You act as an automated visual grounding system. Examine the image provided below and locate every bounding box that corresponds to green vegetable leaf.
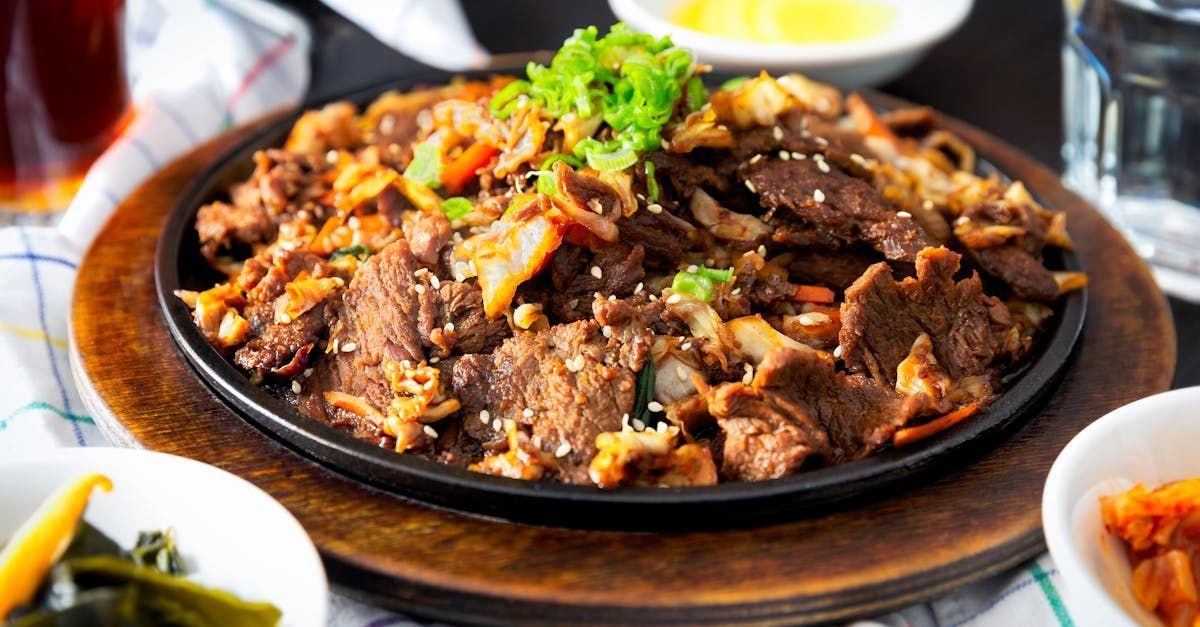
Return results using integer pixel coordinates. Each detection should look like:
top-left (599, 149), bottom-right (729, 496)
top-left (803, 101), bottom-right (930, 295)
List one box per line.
top-left (697, 266), bottom-right (734, 283)
top-left (644, 160), bottom-right (660, 203)
top-left (720, 75), bottom-right (750, 91)
top-left (585, 147), bottom-right (638, 172)
top-left (633, 361), bottom-right (656, 426)
top-left (330, 245), bottom-right (370, 261)
top-left (671, 271), bottom-right (714, 302)
top-left (403, 140), bottom-right (442, 188)
top-left (685, 76), bottom-right (709, 112)
top-left (439, 197), bottom-right (473, 221)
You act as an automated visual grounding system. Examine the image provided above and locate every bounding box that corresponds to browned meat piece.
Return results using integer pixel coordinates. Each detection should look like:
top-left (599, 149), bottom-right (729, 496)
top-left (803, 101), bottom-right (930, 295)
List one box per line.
top-left (787, 247), bottom-right (883, 290)
top-left (644, 151), bottom-right (727, 199)
top-left (839, 246), bottom-right (1019, 390)
top-left (241, 250), bottom-right (329, 333)
top-left (452, 314), bottom-right (652, 484)
top-left (196, 201), bottom-right (273, 260)
top-left (707, 382), bottom-right (831, 480)
top-left (747, 156), bottom-right (936, 262)
top-left (615, 209), bottom-right (698, 268)
top-left (323, 239), bottom-right (428, 410)
top-left (544, 243), bottom-right (646, 321)
top-left (970, 246), bottom-right (1059, 302)
top-left (401, 208), bottom-right (452, 268)
top-left (417, 280), bottom-right (510, 357)
top-left (729, 110), bottom-right (876, 166)
top-left (233, 305), bottom-right (326, 374)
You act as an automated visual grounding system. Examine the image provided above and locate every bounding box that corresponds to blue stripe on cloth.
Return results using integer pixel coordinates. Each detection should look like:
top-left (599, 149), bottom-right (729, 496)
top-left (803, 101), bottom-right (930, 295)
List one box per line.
top-left (127, 136), bottom-right (159, 169)
top-left (18, 228), bottom-right (85, 446)
top-left (0, 253), bottom-right (78, 270)
top-left (946, 569), bottom-right (1058, 627)
top-left (158, 100), bottom-right (199, 143)
top-left (0, 401), bottom-right (93, 432)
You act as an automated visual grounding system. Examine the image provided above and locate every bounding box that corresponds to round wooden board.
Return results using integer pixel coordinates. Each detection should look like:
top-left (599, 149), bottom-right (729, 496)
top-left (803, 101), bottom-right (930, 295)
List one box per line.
top-left (71, 98), bottom-right (1175, 625)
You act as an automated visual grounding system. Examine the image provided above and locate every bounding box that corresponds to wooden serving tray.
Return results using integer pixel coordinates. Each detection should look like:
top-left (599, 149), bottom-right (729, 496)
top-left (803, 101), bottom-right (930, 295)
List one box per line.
top-left (70, 96), bottom-right (1175, 625)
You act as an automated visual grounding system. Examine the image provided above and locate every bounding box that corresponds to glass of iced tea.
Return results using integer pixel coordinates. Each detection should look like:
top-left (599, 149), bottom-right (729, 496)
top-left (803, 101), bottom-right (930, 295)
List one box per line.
top-left (0, 0), bottom-right (130, 225)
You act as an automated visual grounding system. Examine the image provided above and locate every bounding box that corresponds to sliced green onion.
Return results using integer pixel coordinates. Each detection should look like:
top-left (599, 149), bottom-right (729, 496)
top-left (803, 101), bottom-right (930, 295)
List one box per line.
top-left (403, 140), bottom-right (441, 188)
top-left (586, 147), bottom-right (638, 172)
top-left (330, 245), bottom-right (370, 261)
top-left (671, 271), bottom-right (715, 302)
top-left (720, 75), bottom-right (750, 91)
top-left (534, 170), bottom-right (559, 196)
top-left (685, 76), bottom-right (709, 112)
top-left (487, 79), bottom-right (531, 119)
top-left (644, 160), bottom-right (659, 203)
top-left (440, 197), bottom-right (473, 220)
top-left (540, 153), bottom-right (583, 169)
top-left (697, 266), bottom-right (733, 283)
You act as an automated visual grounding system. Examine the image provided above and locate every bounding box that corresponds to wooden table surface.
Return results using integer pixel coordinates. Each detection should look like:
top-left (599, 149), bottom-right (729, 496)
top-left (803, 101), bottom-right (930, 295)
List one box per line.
top-left (281, 0), bottom-right (1198, 388)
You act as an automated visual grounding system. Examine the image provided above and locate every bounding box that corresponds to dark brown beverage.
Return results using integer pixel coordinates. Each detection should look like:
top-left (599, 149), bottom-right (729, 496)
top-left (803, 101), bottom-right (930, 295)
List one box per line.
top-left (0, 0), bottom-right (129, 213)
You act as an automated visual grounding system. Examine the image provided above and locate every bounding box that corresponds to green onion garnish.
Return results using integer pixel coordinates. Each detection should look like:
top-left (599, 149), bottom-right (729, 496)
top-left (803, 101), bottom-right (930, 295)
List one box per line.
top-left (330, 245), bottom-right (370, 261)
top-left (685, 76), bottom-right (709, 113)
top-left (644, 160), bottom-right (660, 203)
top-left (403, 140), bottom-right (441, 188)
top-left (671, 265), bottom-right (734, 302)
top-left (586, 147), bottom-right (638, 172)
top-left (720, 75), bottom-right (750, 91)
top-left (440, 197), bottom-right (473, 220)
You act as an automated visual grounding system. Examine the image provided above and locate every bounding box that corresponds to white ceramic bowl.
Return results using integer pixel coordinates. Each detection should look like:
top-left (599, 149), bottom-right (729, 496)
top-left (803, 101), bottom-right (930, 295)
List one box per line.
top-left (608, 0), bottom-right (973, 86)
top-left (1043, 387), bottom-right (1200, 627)
top-left (0, 447), bottom-right (328, 627)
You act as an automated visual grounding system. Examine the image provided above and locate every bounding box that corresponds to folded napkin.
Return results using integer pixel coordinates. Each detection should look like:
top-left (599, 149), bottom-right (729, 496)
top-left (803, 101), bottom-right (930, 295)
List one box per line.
top-left (0, 1), bottom-right (1075, 625)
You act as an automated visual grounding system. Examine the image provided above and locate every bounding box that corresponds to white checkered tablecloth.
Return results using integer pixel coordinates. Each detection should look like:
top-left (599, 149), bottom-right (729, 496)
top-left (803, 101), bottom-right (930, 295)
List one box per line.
top-left (0, 1), bottom-right (1075, 625)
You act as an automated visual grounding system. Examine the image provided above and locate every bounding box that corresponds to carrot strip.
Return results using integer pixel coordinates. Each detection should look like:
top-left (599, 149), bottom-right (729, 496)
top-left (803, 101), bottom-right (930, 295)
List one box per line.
top-left (846, 93), bottom-right (897, 141)
top-left (793, 284), bottom-right (836, 304)
top-left (441, 143), bottom-right (498, 195)
top-left (893, 403), bottom-right (981, 448)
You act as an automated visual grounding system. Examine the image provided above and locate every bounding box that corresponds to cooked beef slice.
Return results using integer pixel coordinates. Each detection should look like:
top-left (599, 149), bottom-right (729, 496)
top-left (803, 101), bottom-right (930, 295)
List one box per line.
top-left (452, 316), bottom-right (652, 484)
top-left (969, 246), bottom-right (1059, 302)
top-left (839, 246), bottom-right (1018, 389)
top-left (196, 201), bottom-right (274, 261)
top-left (787, 247), bottom-right (883, 290)
top-left (234, 304), bottom-right (327, 374)
top-left (543, 243), bottom-right (646, 322)
top-left (322, 239), bottom-right (428, 410)
top-left (880, 106), bottom-right (939, 138)
top-left (747, 156), bottom-right (936, 262)
top-left (418, 280), bottom-right (509, 357)
top-left (615, 209), bottom-right (699, 268)
top-left (955, 192), bottom-right (1061, 301)
top-left (240, 250), bottom-right (330, 333)
top-left (707, 382), bottom-right (832, 480)
top-left (644, 151), bottom-right (727, 199)
top-left (401, 208), bottom-right (452, 268)
top-left (729, 110), bottom-right (876, 170)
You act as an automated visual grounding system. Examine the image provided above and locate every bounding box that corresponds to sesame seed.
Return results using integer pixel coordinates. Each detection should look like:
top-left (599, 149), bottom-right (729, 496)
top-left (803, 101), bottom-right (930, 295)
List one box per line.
top-left (430, 275), bottom-right (441, 289)
top-left (687, 264), bottom-right (699, 273)
top-left (622, 413), bottom-right (631, 428)
top-left (833, 345), bottom-right (844, 359)
top-left (555, 442), bottom-right (571, 458)
top-left (792, 152), bottom-right (806, 160)
top-left (637, 193), bottom-right (646, 201)
top-left (897, 211), bottom-right (913, 219)
top-left (851, 153), bottom-right (867, 166)
top-left (813, 189), bottom-right (826, 203)
top-left (923, 200), bottom-right (935, 210)
top-left (817, 160), bottom-right (831, 173)
top-left (587, 198), bottom-right (604, 214)
top-left (744, 180), bottom-right (757, 193)
top-left (568, 298), bottom-right (580, 308)
top-left (414, 268), bottom-right (429, 277)
top-left (749, 153), bottom-right (764, 164)
top-left (649, 294), bottom-right (659, 301)
top-left (591, 265), bottom-right (603, 279)
top-left (523, 408), bottom-right (534, 418)
top-left (304, 368), bottom-right (314, 378)
top-left (677, 365), bottom-right (689, 381)
top-left (779, 150), bottom-right (790, 161)
top-left (634, 282), bottom-right (644, 295)
top-left (756, 245), bottom-right (767, 257)
top-left (657, 421), bottom-right (669, 434)
top-left (646, 203), bottom-right (663, 214)
top-left (647, 401), bottom-right (664, 412)
top-left (479, 410), bottom-right (490, 424)
top-left (742, 371), bottom-right (753, 385)
top-left (955, 216), bottom-right (971, 225)
top-left (815, 137), bottom-right (829, 147)
top-left (414, 284), bottom-right (426, 295)
top-left (680, 342), bottom-right (693, 351)
top-left (608, 294), bottom-right (616, 302)
top-left (661, 138), bottom-right (671, 150)
top-left (429, 356), bottom-right (440, 364)
top-left (445, 322), bottom-right (455, 332)
top-left (602, 325), bottom-right (613, 338)
top-left (665, 293), bottom-right (682, 305)
top-left (280, 313), bottom-right (292, 324)
top-left (632, 418), bottom-right (647, 431)
top-left (798, 312), bottom-right (831, 326)
top-left (492, 418), bottom-right (502, 431)
top-left (291, 380), bottom-right (302, 394)
top-left (341, 342), bottom-right (357, 352)
top-left (772, 126), bottom-right (783, 141)
top-left (326, 149), bottom-right (339, 164)
top-left (731, 287), bottom-right (742, 296)
top-left (423, 425), bottom-right (438, 438)
top-left (331, 338), bottom-right (339, 352)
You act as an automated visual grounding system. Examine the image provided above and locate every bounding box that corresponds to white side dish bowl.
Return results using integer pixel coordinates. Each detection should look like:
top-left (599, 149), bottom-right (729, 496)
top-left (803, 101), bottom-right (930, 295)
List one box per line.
top-left (608, 0), bottom-right (973, 86)
top-left (0, 447), bottom-right (328, 627)
top-left (1043, 386), bottom-right (1200, 627)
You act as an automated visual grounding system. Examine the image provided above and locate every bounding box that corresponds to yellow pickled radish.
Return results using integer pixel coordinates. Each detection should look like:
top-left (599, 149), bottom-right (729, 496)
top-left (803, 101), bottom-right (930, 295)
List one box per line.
top-left (0, 473), bottom-right (113, 617)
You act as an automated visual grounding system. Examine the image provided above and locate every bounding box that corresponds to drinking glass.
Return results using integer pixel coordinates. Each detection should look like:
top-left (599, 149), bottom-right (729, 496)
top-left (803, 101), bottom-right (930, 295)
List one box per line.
top-left (0, 0), bottom-right (130, 225)
top-left (1062, 0), bottom-right (1200, 297)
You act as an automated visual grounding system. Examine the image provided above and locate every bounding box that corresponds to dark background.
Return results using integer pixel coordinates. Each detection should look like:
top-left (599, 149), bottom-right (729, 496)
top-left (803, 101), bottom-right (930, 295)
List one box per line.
top-left (287, 0), bottom-right (1197, 387)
